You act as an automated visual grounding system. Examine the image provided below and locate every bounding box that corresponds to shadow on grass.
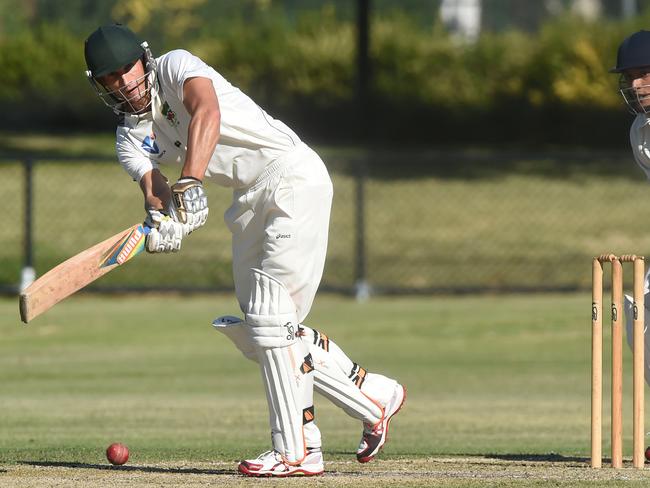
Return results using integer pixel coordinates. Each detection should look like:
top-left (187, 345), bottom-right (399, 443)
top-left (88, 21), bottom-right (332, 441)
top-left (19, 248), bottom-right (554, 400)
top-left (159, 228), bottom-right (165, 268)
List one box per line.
top-left (21, 461), bottom-right (234, 475)
top-left (328, 451), bottom-right (588, 464)
top-left (484, 453), bottom-right (588, 464)
top-left (20, 461), bottom-right (363, 477)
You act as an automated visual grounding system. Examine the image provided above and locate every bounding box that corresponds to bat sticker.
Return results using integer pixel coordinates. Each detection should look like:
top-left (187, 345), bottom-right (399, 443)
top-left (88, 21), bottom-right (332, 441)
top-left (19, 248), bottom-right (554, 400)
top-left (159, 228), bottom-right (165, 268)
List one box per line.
top-left (100, 224), bottom-right (150, 267)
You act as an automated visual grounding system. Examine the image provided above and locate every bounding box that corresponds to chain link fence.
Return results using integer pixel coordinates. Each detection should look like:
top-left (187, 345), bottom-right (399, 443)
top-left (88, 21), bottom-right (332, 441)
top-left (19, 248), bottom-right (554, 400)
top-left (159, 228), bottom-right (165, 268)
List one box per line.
top-left (3, 148), bottom-right (650, 296)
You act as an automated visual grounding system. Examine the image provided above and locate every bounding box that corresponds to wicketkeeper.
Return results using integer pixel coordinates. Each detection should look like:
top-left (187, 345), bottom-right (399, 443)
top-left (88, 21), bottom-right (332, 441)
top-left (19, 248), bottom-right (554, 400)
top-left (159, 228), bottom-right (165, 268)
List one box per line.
top-left (612, 30), bottom-right (650, 385)
top-left (83, 24), bottom-right (405, 477)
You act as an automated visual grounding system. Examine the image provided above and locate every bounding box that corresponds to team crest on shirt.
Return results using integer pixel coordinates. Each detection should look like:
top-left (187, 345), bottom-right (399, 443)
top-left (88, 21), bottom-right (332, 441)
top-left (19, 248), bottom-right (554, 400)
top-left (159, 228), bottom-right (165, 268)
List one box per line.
top-left (162, 101), bottom-right (179, 127)
top-left (141, 133), bottom-right (160, 154)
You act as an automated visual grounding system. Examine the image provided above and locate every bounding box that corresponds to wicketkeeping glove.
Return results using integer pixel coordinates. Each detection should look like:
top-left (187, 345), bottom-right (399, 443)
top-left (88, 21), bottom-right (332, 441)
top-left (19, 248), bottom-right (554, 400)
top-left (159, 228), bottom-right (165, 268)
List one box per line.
top-left (170, 177), bottom-right (209, 235)
top-left (144, 209), bottom-right (183, 253)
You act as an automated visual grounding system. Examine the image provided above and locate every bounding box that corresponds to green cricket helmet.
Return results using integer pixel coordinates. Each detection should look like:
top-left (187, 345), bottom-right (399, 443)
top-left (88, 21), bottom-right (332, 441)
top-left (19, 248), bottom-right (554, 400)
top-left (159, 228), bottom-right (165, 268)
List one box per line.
top-left (84, 24), bottom-right (157, 115)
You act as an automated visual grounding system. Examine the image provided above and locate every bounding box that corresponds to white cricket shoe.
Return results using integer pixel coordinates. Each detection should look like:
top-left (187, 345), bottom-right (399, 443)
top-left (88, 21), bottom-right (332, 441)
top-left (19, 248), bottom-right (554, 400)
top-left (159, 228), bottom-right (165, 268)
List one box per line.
top-left (237, 448), bottom-right (324, 477)
top-left (356, 383), bottom-right (406, 463)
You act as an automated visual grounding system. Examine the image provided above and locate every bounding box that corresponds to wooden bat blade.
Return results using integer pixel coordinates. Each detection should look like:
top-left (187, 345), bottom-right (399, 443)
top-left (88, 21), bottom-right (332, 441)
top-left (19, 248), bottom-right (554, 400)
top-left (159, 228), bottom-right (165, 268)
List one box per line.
top-left (19, 224), bottom-right (149, 324)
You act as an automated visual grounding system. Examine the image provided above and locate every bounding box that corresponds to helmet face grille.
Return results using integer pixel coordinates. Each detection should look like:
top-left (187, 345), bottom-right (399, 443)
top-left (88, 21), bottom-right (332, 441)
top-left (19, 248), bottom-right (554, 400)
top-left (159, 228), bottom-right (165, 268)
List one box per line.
top-left (95, 69), bottom-right (151, 114)
top-left (619, 75), bottom-right (650, 114)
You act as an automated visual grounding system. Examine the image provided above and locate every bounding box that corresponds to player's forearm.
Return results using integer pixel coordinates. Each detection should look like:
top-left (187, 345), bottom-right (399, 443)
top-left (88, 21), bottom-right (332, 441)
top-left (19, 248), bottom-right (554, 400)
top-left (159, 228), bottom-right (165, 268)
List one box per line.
top-left (140, 169), bottom-right (172, 210)
top-left (144, 193), bottom-right (166, 211)
top-left (181, 106), bottom-right (220, 181)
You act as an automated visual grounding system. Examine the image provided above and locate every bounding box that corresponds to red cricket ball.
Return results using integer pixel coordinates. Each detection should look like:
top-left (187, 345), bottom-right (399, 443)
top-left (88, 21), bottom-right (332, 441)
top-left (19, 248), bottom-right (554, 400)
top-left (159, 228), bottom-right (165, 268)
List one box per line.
top-left (106, 442), bottom-right (129, 466)
top-left (645, 446), bottom-right (650, 463)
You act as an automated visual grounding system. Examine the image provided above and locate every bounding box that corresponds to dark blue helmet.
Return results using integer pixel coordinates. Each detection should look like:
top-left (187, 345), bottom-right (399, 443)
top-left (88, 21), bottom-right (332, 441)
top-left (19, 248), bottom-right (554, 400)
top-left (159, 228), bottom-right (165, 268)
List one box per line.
top-left (611, 30), bottom-right (650, 73)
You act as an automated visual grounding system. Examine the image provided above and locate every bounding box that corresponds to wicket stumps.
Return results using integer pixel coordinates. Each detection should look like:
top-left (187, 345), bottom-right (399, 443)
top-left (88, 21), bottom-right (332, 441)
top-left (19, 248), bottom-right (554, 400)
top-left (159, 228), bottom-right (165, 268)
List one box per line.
top-left (591, 254), bottom-right (645, 469)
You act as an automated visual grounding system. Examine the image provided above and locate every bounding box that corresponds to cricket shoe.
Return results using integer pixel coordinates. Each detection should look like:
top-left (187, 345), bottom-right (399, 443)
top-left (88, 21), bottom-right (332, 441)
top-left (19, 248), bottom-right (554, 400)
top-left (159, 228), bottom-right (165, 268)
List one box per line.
top-left (356, 383), bottom-right (406, 463)
top-left (237, 448), bottom-right (324, 477)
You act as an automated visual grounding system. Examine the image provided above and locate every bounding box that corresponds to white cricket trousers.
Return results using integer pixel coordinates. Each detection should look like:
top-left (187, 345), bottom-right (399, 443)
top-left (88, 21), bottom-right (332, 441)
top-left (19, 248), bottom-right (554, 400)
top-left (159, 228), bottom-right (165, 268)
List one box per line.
top-left (225, 143), bottom-right (333, 321)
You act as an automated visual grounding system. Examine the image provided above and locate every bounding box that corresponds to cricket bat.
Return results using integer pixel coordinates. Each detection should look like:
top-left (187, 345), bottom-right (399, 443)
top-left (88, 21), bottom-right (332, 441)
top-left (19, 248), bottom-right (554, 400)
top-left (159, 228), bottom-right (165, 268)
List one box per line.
top-left (19, 224), bottom-right (150, 323)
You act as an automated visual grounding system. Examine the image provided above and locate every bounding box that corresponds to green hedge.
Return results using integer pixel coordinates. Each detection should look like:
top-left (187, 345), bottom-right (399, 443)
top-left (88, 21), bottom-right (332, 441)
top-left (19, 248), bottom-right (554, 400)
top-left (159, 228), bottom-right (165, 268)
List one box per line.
top-left (0, 10), bottom-right (647, 145)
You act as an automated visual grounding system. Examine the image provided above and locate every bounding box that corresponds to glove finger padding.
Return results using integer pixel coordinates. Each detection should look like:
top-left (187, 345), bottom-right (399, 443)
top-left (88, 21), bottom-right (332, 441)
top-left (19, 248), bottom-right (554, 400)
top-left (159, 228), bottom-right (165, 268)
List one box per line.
top-left (144, 210), bottom-right (183, 253)
top-left (170, 177), bottom-right (209, 235)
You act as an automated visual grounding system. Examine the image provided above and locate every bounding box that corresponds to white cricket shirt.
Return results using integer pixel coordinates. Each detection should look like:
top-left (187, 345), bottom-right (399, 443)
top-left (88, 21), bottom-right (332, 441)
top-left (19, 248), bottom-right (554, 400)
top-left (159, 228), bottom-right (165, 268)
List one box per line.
top-left (630, 114), bottom-right (650, 179)
top-left (116, 49), bottom-right (301, 188)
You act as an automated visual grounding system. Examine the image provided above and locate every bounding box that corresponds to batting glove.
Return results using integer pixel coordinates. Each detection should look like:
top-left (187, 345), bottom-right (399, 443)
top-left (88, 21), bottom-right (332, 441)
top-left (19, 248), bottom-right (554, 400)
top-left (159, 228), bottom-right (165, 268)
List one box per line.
top-left (170, 177), bottom-right (209, 235)
top-left (144, 209), bottom-right (183, 253)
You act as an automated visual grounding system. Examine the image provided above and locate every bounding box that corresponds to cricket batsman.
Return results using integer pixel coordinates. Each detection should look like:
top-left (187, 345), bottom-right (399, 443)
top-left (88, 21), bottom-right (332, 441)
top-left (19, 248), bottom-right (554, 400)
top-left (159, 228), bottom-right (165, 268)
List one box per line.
top-left (612, 30), bottom-right (650, 385)
top-left (83, 24), bottom-right (405, 476)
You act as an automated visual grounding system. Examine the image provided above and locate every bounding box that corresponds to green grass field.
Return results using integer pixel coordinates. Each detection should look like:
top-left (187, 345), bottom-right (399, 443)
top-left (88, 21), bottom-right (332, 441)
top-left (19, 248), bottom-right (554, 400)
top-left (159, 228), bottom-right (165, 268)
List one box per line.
top-left (2, 292), bottom-right (650, 487)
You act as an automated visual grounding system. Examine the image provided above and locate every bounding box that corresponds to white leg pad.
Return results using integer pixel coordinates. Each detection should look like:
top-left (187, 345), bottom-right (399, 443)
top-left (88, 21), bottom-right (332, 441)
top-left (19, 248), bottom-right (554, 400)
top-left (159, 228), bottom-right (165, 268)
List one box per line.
top-left (624, 293), bottom-right (650, 385)
top-left (212, 313), bottom-right (393, 429)
top-left (302, 326), bottom-right (387, 425)
top-left (212, 316), bottom-right (257, 361)
top-left (360, 372), bottom-right (399, 409)
top-left (212, 315), bottom-right (322, 449)
top-left (257, 343), bottom-right (316, 462)
top-left (246, 268), bottom-right (299, 348)
top-left (245, 268), bottom-right (317, 464)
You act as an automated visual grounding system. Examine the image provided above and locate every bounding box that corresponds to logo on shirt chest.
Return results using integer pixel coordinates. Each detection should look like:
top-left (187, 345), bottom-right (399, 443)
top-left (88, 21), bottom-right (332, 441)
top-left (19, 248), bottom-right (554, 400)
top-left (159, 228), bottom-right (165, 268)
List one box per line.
top-left (162, 101), bottom-right (179, 127)
top-left (141, 133), bottom-right (160, 154)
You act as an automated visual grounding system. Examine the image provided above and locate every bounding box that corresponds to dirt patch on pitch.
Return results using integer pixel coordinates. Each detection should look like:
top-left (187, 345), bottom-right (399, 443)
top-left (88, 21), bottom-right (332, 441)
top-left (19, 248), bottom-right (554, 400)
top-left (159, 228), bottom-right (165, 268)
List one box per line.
top-left (3, 456), bottom-right (650, 487)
